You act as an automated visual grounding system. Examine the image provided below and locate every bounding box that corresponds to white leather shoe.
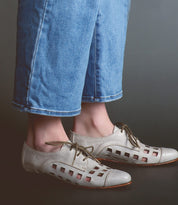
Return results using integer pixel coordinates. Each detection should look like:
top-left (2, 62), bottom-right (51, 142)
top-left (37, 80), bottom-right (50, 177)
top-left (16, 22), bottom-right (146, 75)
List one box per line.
top-left (22, 140), bottom-right (131, 189)
top-left (70, 122), bottom-right (178, 166)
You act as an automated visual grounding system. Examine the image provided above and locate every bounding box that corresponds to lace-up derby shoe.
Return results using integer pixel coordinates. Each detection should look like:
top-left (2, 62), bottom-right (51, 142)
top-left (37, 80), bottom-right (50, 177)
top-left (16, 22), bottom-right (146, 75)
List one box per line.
top-left (22, 140), bottom-right (131, 189)
top-left (70, 122), bottom-right (178, 166)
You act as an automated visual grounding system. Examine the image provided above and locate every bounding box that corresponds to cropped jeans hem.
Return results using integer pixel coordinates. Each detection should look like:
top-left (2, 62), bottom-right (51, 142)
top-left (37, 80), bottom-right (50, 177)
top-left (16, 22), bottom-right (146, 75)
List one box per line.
top-left (82, 90), bottom-right (123, 103)
top-left (11, 90), bottom-right (122, 117)
top-left (11, 100), bottom-right (81, 117)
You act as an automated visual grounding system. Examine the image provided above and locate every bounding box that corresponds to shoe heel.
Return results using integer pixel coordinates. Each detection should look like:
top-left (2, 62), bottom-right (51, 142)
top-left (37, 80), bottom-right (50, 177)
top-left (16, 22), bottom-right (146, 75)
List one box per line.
top-left (21, 142), bottom-right (40, 174)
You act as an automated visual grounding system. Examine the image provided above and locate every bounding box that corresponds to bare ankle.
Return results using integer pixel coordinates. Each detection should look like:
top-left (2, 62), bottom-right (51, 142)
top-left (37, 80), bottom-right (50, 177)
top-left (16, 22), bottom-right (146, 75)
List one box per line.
top-left (26, 113), bottom-right (69, 152)
top-left (73, 103), bottom-right (114, 137)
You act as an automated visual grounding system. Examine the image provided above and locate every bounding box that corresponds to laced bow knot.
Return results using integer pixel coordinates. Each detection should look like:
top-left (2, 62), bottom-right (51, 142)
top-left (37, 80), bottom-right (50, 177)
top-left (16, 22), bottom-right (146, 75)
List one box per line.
top-left (45, 141), bottom-right (100, 165)
top-left (115, 122), bottom-right (140, 148)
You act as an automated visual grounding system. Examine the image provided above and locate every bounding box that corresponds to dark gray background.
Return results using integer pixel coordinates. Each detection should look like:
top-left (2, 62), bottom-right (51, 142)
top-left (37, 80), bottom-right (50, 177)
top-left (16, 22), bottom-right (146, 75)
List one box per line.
top-left (1, 0), bottom-right (178, 205)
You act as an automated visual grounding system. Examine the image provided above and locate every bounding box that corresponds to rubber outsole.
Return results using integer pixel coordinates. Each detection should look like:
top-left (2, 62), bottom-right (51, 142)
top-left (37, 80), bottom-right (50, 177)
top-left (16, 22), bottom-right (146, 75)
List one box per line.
top-left (97, 157), bottom-right (178, 166)
top-left (78, 181), bottom-right (132, 189)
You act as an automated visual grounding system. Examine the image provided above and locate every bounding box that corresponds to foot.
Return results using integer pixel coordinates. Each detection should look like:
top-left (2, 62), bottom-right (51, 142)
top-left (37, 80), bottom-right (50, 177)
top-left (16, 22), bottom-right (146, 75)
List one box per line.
top-left (73, 102), bottom-right (114, 137)
top-left (70, 122), bottom-right (178, 166)
top-left (22, 140), bottom-right (132, 188)
top-left (26, 113), bottom-right (69, 152)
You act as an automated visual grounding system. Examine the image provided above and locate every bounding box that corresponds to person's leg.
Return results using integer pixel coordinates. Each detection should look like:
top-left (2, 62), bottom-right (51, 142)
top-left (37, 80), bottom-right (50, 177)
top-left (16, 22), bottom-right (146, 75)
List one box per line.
top-left (12, 0), bottom-right (132, 188)
top-left (12, 0), bottom-right (99, 153)
top-left (73, 0), bottom-right (131, 137)
top-left (71, 0), bottom-right (178, 165)
top-left (26, 113), bottom-right (68, 152)
top-left (12, 0), bottom-right (101, 151)
top-left (12, 0), bottom-right (102, 117)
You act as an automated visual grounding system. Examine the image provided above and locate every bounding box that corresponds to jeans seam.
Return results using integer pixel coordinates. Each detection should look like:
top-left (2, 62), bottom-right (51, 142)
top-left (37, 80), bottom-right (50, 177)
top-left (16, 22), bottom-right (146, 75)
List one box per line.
top-left (94, 21), bottom-right (97, 98)
top-left (11, 100), bottom-right (81, 113)
top-left (82, 90), bottom-right (123, 99)
top-left (26, 0), bottom-right (49, 106)
top-left (94, 6), bottom-right (101, 99)
top-left (82, 92), bottom-right (123, 103)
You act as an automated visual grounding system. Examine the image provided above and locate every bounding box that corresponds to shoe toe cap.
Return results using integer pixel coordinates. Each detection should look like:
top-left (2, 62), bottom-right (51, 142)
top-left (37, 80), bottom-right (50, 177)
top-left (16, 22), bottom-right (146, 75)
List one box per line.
top-left (105, 170), bottom-right (131, 187)
top-left (160, 148), bottom-right (178, 163)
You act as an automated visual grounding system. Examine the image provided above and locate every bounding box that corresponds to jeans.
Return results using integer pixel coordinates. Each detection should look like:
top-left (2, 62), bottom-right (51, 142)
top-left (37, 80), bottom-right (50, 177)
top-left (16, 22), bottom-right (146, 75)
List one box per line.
top-left (12, 0), bottom-right (131, 117)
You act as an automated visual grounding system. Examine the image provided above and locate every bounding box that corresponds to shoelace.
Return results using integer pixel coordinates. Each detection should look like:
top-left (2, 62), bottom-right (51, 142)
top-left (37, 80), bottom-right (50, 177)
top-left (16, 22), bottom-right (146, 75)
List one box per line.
top-left (115, 122), bottom-right (140, 148)
top-left (45, 141), bottom-right (101, 165)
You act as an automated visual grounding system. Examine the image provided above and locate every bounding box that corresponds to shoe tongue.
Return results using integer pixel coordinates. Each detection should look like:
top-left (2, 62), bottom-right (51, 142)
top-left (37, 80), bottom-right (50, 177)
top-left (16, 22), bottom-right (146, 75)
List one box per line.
top-left (112, 125), bottom-right (120, 133)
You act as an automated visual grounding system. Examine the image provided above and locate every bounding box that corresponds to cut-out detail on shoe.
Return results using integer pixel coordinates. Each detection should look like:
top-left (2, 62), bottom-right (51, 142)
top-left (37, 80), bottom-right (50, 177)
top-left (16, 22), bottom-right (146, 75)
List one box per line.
top-left (77, 173), bottom-right (82, 180)
top-left (102, 169), bottom-right (108, 172)
top-left (125, 152), bottom-right (130, 157)
top-left (97, 173), bottom-right (104, 177)
top-left (142, 157), bottom-right (148, 162)
top-left (116, 150), bottom-right (121, 155)
top-left (52, 164), bottom-right (57, 169)
top-left (89, 170), bottom-right (95, 174)
top-left (94, 166), bottom-right (99, 170)
top-left (145, 145), bottom-right (150, 148)
top-left (144, 149), bottom-right (150, 154)
top-left (152, 151), bottom-right (158, 156)
top-left (60, 167), bottom-right (65, 173)
top-left (107, 148), bottom-right (112, 152)
top-left (69, 170), bottom-right (74, 176)
top-left (133, 154), bottom-right (139, 160)
top-left (85, 176), bottom-right (91, 182)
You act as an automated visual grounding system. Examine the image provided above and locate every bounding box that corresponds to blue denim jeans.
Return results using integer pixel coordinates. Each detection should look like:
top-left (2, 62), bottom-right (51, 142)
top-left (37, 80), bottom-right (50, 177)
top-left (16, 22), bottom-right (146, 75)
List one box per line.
top-left (12, 0), bottom-right (131, 117)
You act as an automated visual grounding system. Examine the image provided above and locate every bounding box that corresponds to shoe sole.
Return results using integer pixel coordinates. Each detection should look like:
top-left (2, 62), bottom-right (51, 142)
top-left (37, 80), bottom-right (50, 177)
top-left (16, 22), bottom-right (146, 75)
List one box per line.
top-left (97, 157), bottom-right (178, 166)
top-left (79, 181), bottom-right (132, 189)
